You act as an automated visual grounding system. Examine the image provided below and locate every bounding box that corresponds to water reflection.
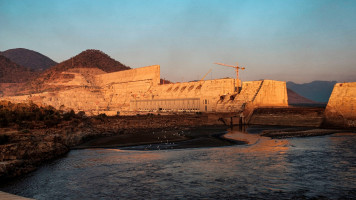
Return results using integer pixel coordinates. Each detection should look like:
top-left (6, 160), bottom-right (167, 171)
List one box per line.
top-left (328, 133), bottom-right (356, 195)
top-left (1, 126), bottom-right (356, 199)
top-left (224, 127), bottom-right (290, 153)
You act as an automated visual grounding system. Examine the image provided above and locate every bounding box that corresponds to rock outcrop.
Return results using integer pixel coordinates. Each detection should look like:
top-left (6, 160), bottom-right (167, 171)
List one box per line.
top-left (0, 113), bottom-right (219, 180)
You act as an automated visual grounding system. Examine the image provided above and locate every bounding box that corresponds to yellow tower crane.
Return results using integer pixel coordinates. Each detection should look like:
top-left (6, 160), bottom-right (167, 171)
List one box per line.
top-left (214, 62), bottom-right (246, 89)
top-left (200, 69), bottom-right (212, 81)
top-left (214, 62), bottom-right (245, 80)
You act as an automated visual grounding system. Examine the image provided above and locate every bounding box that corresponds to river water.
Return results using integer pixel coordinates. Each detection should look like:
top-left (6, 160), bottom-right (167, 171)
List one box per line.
top-left (1, 126), bottom-right (356, 199)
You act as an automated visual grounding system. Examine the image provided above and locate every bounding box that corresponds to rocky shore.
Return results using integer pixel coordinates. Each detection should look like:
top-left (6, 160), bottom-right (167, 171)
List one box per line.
top-left (0, 114), bottom-right (226, 181)
top-left (260, 128), bottom-right (347, 139)
top-left (1, 110), bottom-right (355, 181)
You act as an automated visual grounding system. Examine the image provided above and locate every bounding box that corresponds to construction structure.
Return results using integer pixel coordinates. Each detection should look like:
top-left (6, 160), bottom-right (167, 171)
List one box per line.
top-left (2, 65), bottom-right (289, 116)
top-left (325, 82), bottom-right (356, 127)
top-left (214, 62), bottom-right (245, 89)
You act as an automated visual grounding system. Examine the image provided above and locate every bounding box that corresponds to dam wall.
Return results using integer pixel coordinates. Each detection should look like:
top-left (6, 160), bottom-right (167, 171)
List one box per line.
top-left (95, 65), bottom-right (160, 87)
top-left (216, 81), bottom-right (262, 112)
top-left (2, 87), bottom-right (109, 115)
top-left (1, 65), bottom-right (288, 116)
top-left (130, 78), bottom-right (236, 112)
top-left (97, 65), bottom-right (161, 112)
top-left (325, 82), bottom-right (356, 127)
top-left (252, 80), bottom-right (288, 107)
top-left (14, 66), bottom-right (160, 114)
top-left (216, 80), bottom-right (288, 114)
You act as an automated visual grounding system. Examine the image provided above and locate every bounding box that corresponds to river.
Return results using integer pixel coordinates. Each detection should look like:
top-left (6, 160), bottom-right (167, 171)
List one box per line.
top-left (1, 126), bottom-right (356, 199)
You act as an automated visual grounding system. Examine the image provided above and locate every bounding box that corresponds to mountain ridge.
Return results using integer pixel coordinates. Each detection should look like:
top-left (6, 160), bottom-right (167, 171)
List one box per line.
top-left (287, 80), bottom-right (337, 103)
top-left (0, 55), bottom-right (39, 96)
top-left (1, 48), bottom-right (57, 71)
top-left (287, 88), bottom-right (318, 104)
top-left (0, 55), bottom-right (37, 83)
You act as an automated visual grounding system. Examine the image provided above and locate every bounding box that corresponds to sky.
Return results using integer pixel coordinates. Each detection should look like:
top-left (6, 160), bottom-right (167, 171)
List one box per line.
top-left (1, 0), bottom-right (356, 83)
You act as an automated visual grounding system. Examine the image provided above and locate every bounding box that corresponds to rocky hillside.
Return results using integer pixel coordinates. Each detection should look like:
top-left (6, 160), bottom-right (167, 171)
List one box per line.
top-left (1, 48), bottom-right (57, 71)
top-left (0, 55), bottom-right (37, 83)
top-left (287, 88), bottom-right (317, 104)
top-left (21, 49), bottom-right (130, 94)
top-left (287, 81), bottom-right (337, 103)
top-left (49, 49), bottom-right (129, 73)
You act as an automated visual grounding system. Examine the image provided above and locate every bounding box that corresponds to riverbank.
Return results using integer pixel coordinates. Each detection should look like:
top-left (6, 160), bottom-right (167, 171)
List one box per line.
top-left (1, 109), bottom-right (355, 181)
top-left (3, 127), bottom-right (356, 200)
top-left (74, 125), bottom-right (238, 150)
top-left (260, 128), bottom-right (349, 139)
top-left (248, 107), bottom-right (325, 127)
top-left (0, 114), bottom-right (230, 180)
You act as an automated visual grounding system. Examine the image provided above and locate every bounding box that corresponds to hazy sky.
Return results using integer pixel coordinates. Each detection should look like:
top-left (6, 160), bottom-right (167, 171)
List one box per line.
top-left (1, 0), bottom-right (355, 83)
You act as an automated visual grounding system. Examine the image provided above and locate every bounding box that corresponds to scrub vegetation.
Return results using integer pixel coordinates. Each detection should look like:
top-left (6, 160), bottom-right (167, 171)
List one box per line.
top-left (0, 100), bottom-right (78, 128)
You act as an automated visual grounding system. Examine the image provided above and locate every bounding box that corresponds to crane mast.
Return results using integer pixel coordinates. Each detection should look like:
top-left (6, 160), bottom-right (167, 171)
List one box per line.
top-left (200, 69), bottom-right (212, 82)
top-left (214, 62), bottom-right (246, 89)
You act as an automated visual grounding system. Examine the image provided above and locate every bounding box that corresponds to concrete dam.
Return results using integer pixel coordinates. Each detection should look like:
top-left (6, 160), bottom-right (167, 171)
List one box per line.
top-left (3, 65), bottom-right (288, 115)
top-left (325, 82), bottom-right (356, 127)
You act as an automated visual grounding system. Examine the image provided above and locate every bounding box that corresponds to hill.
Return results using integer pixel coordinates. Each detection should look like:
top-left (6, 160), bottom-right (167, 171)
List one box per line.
top-left (287, 88), bottom-right (317, 104)
top-left (22, 49), bottom-right (130, 94)
top-left (0, 55), bottom-right (37, 83)
top-left (1, 48), bottom-right (57, 71)
top-left (287, 81), bottom-right (337, 103)
top-left (0, 55), bottom-right (39, 96)
top-left (48, 49), bottom-right (129, 73)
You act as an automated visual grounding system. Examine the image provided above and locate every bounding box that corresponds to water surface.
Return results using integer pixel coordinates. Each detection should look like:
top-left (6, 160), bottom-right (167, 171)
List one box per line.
top-left (2, 126), bottom-right (356, 199)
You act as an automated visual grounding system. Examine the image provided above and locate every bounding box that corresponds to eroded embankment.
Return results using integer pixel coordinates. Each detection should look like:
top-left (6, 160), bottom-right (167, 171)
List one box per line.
top-left (0, 114), bottom-right (225, 180)
top-left (260, 128), bottom-right (347, 138)
top-left (0, 107), bottom-right (350, 181)
top-left (224, 126), bottom-right (355, 148)
top-left (75, 125), bottom-right (239, 150)
top-left (248, 107), bottom-right (325, 127)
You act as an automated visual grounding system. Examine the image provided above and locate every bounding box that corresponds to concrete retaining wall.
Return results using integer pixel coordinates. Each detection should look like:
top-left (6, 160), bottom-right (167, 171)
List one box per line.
top-left (96, 65), bottom-right (160, 87)
top-left (325, 82), bottom-right (356, 127)
top-left (253, 80), bottom-right (288, 107)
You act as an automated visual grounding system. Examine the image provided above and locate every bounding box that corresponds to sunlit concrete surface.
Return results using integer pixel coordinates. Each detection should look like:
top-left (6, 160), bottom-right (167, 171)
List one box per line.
top-left (0, 191), bottom-right (34, 200)
top-left (1, 65), bottom-right (288, 116)
top-left (325, 82), bottom-right (356, 127)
